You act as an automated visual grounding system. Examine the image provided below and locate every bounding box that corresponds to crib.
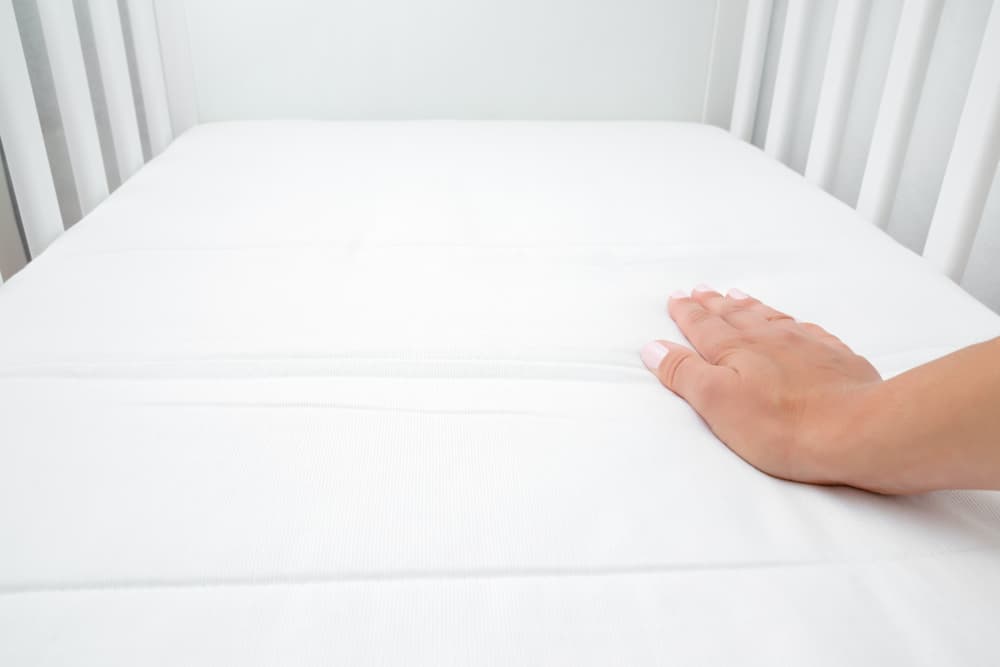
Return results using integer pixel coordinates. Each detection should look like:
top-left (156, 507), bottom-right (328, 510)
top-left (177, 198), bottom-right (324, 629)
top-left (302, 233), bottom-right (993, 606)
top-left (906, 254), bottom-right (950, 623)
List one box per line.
top-left (3, 0), bottom-right (999, 288)
top-left (1, 1), bottom-right (1000, 665)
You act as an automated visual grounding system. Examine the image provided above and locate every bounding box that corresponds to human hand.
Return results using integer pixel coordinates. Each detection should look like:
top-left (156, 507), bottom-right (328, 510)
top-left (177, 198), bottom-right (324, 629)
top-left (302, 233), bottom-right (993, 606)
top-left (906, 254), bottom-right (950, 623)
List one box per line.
top-left (641, 286), bottom-right (882, 488)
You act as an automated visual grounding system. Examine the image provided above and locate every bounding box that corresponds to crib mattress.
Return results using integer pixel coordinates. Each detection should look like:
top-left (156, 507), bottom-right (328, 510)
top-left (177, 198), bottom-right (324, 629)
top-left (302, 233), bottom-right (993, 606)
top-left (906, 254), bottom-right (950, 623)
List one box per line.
top-left (1, 121), bottom-right (999, 665)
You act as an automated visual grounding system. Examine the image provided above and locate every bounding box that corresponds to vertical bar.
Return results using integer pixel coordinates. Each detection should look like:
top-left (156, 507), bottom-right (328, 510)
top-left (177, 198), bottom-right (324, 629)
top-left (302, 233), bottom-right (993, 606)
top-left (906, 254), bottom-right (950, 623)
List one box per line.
top-left (922, 1), bottom-right (1000, 281)
top-left (763, 0), bottom-right (811, 163)
top-left (35, 0), bottom-right (109, 216)
top-left (153, 0), bottom-right (198, 135)
top-left (855, 0), bottom-right (943, 229)
top-left (730, 0), bottom-right (773, 142)
top-left (0, 0), bottom-right (63, 256)
top-left (702, 0), bottom-right (750, 129)
top-left (87, 0), bottom-right (145, 181)
top-left (804, 0), bottom-right (871, 191)
top-left (0, 139), bottom-right (29, 280)
top-left (125, 0), bottom-right (172, 155)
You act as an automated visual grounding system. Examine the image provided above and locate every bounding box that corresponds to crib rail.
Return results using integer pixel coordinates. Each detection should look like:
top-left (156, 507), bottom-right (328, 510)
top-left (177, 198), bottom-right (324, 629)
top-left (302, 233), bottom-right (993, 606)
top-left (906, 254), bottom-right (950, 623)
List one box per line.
top-left (0, 0), bottom-right (190, 270)
top-left (804, 0), bottom-right (870, 191)
top-left (720, 0), bottom-right (999, 284)
top-left (854, 0), bottom-right (943, 232)
top-left (35, 0), bottom-right (107, 216)
top-left (0, 0), bottom-right (63, 258)
top-left (1, 0), bottom-right (998, 292)
top-left (922, 4), bottom-right (1000, 279)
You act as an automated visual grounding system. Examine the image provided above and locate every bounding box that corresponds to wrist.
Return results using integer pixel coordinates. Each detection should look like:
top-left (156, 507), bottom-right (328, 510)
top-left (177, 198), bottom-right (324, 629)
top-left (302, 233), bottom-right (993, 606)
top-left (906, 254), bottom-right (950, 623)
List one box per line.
top-left (819, 377), bottom-right (959, 495)
top-left (805, 381), bottom-right (898, 493)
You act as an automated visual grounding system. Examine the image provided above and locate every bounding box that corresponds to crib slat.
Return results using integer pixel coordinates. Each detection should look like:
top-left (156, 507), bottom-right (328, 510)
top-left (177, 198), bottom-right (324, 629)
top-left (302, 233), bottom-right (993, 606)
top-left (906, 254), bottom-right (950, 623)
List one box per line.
top-left (153, 0), bottom-right (198, 135)
top-left (0, 0), bottom-right (63, 255)
top-left (763, 0), bottom-right (810, 163)
top-left (125, 0), bottom-right (173, 155)
top-left (86, 0), bottom-right (145, 181)
top-left (922, 2), bottom-right (1000, 281)
top-left (730, 0), bottom-right (773, 142)
top-left (855, 0), bottom-right (943, 229)
top-left (804, 0), bottom-right (871, 191)
top-left (703, 0), bottom-right (749, 129)
top-left (35, 0), bottom-right (109, 216)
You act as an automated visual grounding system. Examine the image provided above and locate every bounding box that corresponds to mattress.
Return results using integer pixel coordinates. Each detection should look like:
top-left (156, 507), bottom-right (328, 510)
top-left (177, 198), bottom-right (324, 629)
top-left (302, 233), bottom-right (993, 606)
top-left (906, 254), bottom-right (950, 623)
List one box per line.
top-left (1, 121), bottom-right (999, 666)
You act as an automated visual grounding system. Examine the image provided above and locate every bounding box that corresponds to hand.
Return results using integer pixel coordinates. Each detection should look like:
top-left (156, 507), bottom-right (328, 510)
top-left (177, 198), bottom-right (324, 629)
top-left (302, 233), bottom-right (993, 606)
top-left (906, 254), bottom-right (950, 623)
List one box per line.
top-left (641, 286), bottom-right (883, 488)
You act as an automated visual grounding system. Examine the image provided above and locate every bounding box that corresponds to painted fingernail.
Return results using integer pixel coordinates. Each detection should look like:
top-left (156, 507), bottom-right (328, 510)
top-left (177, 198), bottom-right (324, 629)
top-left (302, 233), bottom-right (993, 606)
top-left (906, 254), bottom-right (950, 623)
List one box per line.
top-left (693, 283), bottom-right (714, 293)
top-left (727, 288), bottom-right (750, 300)
top-left (669, 290), bottom-right (688, 300)
top-left (640, 341), bottom-right (669, 371)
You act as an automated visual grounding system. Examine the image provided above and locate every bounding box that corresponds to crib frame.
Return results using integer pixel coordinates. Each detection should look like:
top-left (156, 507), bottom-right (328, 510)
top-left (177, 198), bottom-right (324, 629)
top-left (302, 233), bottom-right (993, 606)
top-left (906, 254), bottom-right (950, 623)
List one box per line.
top-left (1, 0), bottom-right (998, 285)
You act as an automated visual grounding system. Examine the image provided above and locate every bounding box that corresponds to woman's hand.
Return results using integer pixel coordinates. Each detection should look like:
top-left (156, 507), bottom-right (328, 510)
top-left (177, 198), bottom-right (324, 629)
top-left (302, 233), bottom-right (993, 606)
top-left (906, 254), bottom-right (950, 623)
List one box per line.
top-left (642, 286), bottom-right (1000, 494)
top-left (641, 286), bottom-right (883, 488)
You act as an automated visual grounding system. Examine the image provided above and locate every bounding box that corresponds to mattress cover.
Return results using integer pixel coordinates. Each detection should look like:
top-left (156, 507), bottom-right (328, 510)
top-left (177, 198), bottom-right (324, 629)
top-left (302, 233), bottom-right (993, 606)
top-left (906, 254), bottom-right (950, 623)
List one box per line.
top-left (1, 121), bottom-right (998, 665)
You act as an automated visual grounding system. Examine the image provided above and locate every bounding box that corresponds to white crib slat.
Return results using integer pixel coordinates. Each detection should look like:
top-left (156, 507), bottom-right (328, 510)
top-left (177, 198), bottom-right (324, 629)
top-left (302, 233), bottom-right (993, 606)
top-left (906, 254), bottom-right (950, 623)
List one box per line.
top-left (763, 0), bottom-right (811, 163)
top-left (922, 3), bottom-right (1000, 281)
top-left (87, 0), bottom-right (145, 181)
top-left (0, 0), bottom-right (63, 255)
top-left (804, 0), bottom-right (871, 190)
top-left (856, 0), bottom-right (943, 229)
top-left (730, 0), bottom-right (773, 142)
top-left (153, 0), bottom-right (198, 135)
top-left (35, 0), bottom-right (109, 216)
top-left (126, 0), bottom-right (172, 155)
top-left (703, 0), bottom-right (749, 129)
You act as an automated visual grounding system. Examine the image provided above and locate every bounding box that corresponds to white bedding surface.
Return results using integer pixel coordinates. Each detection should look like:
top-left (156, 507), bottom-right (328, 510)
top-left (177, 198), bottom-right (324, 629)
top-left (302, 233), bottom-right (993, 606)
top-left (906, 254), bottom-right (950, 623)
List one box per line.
top-left (1, 121), bottom-right (999, 665)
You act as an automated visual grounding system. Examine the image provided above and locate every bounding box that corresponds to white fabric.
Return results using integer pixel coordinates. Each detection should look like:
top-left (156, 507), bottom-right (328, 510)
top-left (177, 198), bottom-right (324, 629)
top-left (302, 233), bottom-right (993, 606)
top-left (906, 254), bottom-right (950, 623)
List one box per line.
top-left (1, 122), bottom-right (999, 665)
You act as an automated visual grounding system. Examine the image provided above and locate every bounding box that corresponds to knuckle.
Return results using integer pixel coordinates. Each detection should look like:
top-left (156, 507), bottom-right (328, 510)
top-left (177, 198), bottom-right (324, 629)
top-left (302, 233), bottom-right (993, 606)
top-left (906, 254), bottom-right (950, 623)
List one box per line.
top-left (726, 295), bottom-right (757, 310)
top-left (773, 327), bottom-right (801, 344)
top-left (685, 308), bottom-right (715, 326)
top-left (664, 352), bottom-right (693, 390)
top-left (800, 322), bottom-right (826, 335)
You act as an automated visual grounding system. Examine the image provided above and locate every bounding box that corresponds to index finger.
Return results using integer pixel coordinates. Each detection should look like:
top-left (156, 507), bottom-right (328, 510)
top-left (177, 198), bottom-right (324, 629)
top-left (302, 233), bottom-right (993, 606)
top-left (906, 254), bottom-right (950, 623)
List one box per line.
top-left (667, 293), bottom-right (741, 364)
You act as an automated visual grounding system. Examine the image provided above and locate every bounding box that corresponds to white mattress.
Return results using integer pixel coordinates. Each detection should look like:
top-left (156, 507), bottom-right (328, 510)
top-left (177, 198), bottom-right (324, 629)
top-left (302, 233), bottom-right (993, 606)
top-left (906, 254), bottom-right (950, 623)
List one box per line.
top-left (1, 121), bottom-right (999, 666)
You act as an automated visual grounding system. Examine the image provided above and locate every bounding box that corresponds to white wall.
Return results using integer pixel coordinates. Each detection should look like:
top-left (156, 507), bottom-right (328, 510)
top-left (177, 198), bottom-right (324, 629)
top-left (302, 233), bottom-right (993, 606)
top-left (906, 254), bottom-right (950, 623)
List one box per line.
top-left (182, 0), bottom-right (717, 121)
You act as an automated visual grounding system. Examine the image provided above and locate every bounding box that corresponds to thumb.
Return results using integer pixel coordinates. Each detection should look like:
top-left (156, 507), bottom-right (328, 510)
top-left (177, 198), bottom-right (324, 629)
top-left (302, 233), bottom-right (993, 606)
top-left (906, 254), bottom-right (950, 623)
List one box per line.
top-left (639, 340), bottom-right (735, 416)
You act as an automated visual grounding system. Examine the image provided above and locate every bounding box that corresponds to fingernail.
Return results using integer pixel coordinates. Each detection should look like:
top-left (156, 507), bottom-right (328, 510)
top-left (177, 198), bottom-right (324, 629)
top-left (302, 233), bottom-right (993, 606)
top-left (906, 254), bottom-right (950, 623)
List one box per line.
top-left (640, 341), bottom-right (669, 371)
top-left (727, 288), bottom-right (750, 300)
top-left (669, 289), bottom-right (688, 300)
top-left (693, 283), bottom-right (713, 293)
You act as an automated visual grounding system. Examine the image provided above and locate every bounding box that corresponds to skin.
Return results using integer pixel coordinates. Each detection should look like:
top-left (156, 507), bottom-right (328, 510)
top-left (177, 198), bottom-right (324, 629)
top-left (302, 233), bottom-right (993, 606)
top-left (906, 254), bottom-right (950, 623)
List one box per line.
top-left (640, 285), bottom-right (1000, 495)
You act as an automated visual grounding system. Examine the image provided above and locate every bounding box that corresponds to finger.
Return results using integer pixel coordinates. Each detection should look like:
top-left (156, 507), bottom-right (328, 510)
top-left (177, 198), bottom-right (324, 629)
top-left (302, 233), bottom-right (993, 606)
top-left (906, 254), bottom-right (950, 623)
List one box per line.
top-left (689, 284), bottom-right (728, 314)
top-left (640, 340), bottom-right (737, 417)
top-left (682, 285), bottom-right (793, 328)
top-left (712, 288), bottom-right (795, 330)
top-left (695, 286), bottom-right (770, 329)
top-left (667, 294), bottom-right (741, 363)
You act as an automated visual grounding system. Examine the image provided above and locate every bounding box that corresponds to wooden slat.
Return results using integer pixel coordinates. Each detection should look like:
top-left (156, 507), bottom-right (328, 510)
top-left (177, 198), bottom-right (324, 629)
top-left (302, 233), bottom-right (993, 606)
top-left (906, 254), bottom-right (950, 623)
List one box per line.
top-left (730, 0), bottom-right (773, 142)
top-left (804, 0), bottom-right (871, 190)
top-left (0, 0), bottom-right (63, 256)
top-left (125, 0), bottom-right (172, 155)
top-left (35, 0), bottom-right (108, 216)
top-left (922, 1), bottom-right (1000, 281)
top-left (855, 0), bottom-right (943, 229)
top-left (0, 147), bottom-right (26, 281)
top-left (153, 0), bottom-right (198, 135)
top-left (702, 0), bottom-right (749, 129)
top-left (763, 0), bottom-right (811, 163)
top-left (87, 0), bottom-right (145, 181)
